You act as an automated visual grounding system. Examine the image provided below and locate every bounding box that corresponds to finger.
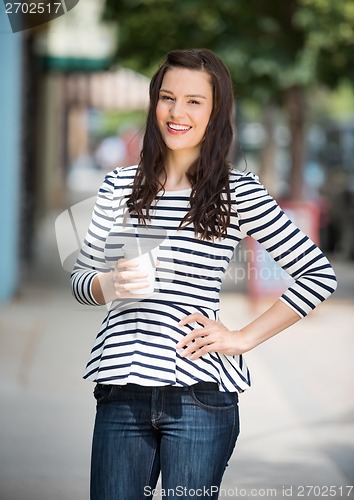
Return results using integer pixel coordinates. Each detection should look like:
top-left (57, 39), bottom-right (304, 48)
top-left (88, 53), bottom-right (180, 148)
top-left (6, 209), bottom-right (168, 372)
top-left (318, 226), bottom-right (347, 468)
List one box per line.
top-left (176, 327), bottom-right (207, 348)
top-left (116, 259), bottom-right (139, 269)
top-left (178, 313), bottom-right (209, 327)
top-left (189, 344), bottom-right (214, 360)
top-left (115, 281), bottom-right (150, 293)
top-left (119, 270), bottom-right (148, 281)
top-left (179, 337), bottom-right (209, 356)
top-left (179, 337), bottom-right (215, 359)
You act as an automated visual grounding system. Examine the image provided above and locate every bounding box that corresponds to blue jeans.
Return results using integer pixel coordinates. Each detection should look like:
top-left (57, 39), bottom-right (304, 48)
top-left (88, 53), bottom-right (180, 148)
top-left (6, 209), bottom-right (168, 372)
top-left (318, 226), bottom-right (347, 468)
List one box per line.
top-left (90, 382), bottom-right (240, 500)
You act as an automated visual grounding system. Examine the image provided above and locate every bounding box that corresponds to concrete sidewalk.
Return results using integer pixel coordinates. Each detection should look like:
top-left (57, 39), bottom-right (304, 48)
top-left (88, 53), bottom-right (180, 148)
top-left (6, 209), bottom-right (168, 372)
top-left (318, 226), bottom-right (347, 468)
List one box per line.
top-left (0, 216), bottom-right (353, 499)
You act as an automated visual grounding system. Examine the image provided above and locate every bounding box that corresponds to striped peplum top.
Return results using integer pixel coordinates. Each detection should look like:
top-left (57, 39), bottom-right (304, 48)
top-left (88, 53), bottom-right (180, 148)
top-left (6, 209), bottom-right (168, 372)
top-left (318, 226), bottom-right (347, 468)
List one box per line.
top-left (71, 165), bottom-right (337, 392)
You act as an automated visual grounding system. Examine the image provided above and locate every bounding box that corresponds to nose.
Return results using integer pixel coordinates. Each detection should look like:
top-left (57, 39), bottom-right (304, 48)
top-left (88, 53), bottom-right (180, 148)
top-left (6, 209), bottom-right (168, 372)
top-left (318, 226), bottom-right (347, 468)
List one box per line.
top-left (170, 99), bottom-right (185, 118)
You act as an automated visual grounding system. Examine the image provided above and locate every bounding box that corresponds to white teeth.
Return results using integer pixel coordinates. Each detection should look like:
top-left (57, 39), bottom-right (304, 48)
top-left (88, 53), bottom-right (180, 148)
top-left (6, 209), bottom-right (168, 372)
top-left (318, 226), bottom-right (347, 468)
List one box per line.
top-left (168, 123), bottom-right (191, 131)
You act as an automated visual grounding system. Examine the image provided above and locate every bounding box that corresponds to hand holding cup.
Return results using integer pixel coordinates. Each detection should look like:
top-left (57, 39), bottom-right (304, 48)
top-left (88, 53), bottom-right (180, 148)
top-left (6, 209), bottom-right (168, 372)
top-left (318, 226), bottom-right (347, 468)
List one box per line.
top-left (112, 257), bottom-right (151, 297)
top-left (112, 245), bottom-right (159, 297)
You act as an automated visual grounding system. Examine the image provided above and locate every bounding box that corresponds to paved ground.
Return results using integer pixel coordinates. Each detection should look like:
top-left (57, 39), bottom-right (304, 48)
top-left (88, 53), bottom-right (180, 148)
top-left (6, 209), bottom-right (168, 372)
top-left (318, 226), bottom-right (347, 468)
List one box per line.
top-left (0, 213), bottom-right (353, 500)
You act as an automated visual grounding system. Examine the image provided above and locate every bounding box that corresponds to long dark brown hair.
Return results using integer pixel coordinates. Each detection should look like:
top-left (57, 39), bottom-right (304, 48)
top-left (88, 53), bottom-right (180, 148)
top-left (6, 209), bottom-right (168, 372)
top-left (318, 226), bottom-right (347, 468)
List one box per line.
top-left (127, 48), bottom-right (236, 240)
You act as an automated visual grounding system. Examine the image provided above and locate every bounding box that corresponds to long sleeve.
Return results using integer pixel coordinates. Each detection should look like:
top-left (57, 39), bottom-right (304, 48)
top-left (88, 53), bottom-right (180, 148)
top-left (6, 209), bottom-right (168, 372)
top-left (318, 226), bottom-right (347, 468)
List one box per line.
top-left (70, 170), bottom-right (117, 305)
top-left (235, 172), bottom-right (337, 318)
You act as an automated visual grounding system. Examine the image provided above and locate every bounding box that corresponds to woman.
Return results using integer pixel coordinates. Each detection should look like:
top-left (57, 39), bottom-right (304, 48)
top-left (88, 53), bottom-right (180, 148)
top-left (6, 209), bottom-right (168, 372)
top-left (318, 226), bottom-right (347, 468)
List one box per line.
top-left (71, 49), bottom-right (337, 500)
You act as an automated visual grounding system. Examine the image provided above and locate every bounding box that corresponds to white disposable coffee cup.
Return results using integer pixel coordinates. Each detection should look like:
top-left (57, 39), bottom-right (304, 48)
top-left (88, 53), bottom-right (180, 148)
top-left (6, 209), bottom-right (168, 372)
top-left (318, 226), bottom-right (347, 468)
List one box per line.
top-left (124, 247), bottom-right (159, 294)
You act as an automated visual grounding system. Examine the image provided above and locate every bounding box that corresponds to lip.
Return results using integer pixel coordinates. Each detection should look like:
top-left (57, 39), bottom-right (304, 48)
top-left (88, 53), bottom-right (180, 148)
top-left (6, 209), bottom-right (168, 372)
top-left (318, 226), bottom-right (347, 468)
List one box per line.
top-left (166, 122), bottom-right (192, 134)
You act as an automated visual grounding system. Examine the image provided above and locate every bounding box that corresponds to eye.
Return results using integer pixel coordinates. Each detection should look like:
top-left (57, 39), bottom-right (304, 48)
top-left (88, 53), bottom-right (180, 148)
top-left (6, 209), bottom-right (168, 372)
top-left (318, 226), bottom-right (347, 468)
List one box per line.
top-left (189, 99), bottom-right (201, 105)
top-left (160, 95), bottom-right (174, 101)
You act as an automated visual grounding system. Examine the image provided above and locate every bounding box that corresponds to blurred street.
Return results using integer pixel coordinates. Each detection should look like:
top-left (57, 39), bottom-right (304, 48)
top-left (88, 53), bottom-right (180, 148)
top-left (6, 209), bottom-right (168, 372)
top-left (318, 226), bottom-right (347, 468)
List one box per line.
top-left (1, 2), bottom-right (354, 499)
top-left (0, 214), bottom-right (353, 500)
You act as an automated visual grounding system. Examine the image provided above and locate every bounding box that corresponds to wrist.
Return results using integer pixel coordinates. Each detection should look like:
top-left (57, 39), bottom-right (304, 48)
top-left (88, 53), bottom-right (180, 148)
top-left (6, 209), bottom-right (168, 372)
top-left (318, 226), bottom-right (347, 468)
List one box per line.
top-left (93, 271), bottom-right (115, 304)
top-left (233, 328), bottom-right (256, 354)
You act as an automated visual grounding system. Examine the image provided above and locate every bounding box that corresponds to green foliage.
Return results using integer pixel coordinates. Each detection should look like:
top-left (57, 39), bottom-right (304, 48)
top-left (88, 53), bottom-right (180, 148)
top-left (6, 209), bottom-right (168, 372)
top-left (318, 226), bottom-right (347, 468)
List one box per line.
top-left (311, 80), bottom-right (354, 122)
top-left (295, 0), bottom-right (354, 88)
top-left (103, 0), bottom-right (354, 99)
top-left (102, 0), bottom-right (354, 197)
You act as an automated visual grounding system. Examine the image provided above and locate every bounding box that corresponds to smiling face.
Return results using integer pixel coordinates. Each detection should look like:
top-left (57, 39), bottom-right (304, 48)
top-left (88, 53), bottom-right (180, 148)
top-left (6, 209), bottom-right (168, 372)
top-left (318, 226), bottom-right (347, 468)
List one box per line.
top-left (156, 67), bottom-right (213, 163)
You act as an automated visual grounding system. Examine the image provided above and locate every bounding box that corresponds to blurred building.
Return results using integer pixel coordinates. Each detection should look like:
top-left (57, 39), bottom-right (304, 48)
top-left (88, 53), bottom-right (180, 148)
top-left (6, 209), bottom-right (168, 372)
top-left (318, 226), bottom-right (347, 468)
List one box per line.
top-left (0, 0), bottom-right (149, 301)
top-left (0, 16), bottom-right (23, 300)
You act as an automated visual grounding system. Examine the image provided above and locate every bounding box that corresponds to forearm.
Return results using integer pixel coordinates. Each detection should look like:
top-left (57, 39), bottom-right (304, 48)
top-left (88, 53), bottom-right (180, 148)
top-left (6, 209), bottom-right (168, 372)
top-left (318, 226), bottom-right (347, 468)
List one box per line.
top-left (239, 299), bottom-right (301, 352)
top-left (177, 299), bottom-right (302, 359)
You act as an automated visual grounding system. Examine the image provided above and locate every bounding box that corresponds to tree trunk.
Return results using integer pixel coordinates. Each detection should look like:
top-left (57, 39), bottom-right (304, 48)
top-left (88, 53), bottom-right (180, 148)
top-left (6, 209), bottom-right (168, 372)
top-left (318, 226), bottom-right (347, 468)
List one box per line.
top-left (283, 85), bottom-right (306, 200)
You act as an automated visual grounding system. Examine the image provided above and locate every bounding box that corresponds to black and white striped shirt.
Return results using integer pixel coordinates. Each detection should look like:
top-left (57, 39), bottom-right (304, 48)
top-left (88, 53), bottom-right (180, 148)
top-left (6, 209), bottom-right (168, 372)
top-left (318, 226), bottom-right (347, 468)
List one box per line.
top-left (71, 165), bottom-right (337, 392)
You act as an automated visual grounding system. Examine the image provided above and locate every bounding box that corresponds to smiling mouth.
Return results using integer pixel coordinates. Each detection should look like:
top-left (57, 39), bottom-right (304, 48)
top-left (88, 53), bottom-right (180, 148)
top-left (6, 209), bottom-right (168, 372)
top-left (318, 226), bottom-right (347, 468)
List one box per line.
top-left (167, 122), bottom-right (192, 132)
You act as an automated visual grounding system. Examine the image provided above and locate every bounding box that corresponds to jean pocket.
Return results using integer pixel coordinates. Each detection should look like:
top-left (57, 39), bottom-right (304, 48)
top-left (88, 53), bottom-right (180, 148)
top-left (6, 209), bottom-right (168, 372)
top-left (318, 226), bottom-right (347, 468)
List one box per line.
top-left (189, 385), bottom-right (238, 412)
top-left (93, 383), bottom-right (119, 405)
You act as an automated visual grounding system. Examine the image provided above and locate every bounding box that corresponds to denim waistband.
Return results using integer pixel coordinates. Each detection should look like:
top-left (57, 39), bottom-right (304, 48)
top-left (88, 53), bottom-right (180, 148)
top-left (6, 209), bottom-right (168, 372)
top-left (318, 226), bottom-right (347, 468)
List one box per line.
top-left (96, 381), bottom-right (219, 392)
top-left (189, 382), bottom-right (219, 391)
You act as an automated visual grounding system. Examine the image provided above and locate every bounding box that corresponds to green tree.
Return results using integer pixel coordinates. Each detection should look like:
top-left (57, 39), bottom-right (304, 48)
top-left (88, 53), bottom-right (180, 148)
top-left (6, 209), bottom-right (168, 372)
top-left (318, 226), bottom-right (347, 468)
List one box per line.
top-left (103, 0), bottom-right (354, 199)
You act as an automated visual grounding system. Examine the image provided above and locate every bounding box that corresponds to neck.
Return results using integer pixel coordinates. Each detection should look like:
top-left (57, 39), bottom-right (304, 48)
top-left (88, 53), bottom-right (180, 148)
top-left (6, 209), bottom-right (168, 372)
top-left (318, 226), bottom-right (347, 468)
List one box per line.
top-left (162, 149), bottom-right (198, 190)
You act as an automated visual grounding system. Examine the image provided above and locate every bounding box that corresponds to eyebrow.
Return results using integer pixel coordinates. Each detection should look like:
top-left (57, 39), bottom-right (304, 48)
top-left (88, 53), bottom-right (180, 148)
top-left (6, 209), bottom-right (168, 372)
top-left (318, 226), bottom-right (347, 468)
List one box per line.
top-left (159, 89), bottom-right (207, 99)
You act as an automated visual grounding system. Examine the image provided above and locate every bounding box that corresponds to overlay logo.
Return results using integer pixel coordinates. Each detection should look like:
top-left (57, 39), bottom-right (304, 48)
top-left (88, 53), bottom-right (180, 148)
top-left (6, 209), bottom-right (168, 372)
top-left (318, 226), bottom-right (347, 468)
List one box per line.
top-left (55, 196), bottom-right (176, 308)
top-left (3, 0), bottom-right (80, 33)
